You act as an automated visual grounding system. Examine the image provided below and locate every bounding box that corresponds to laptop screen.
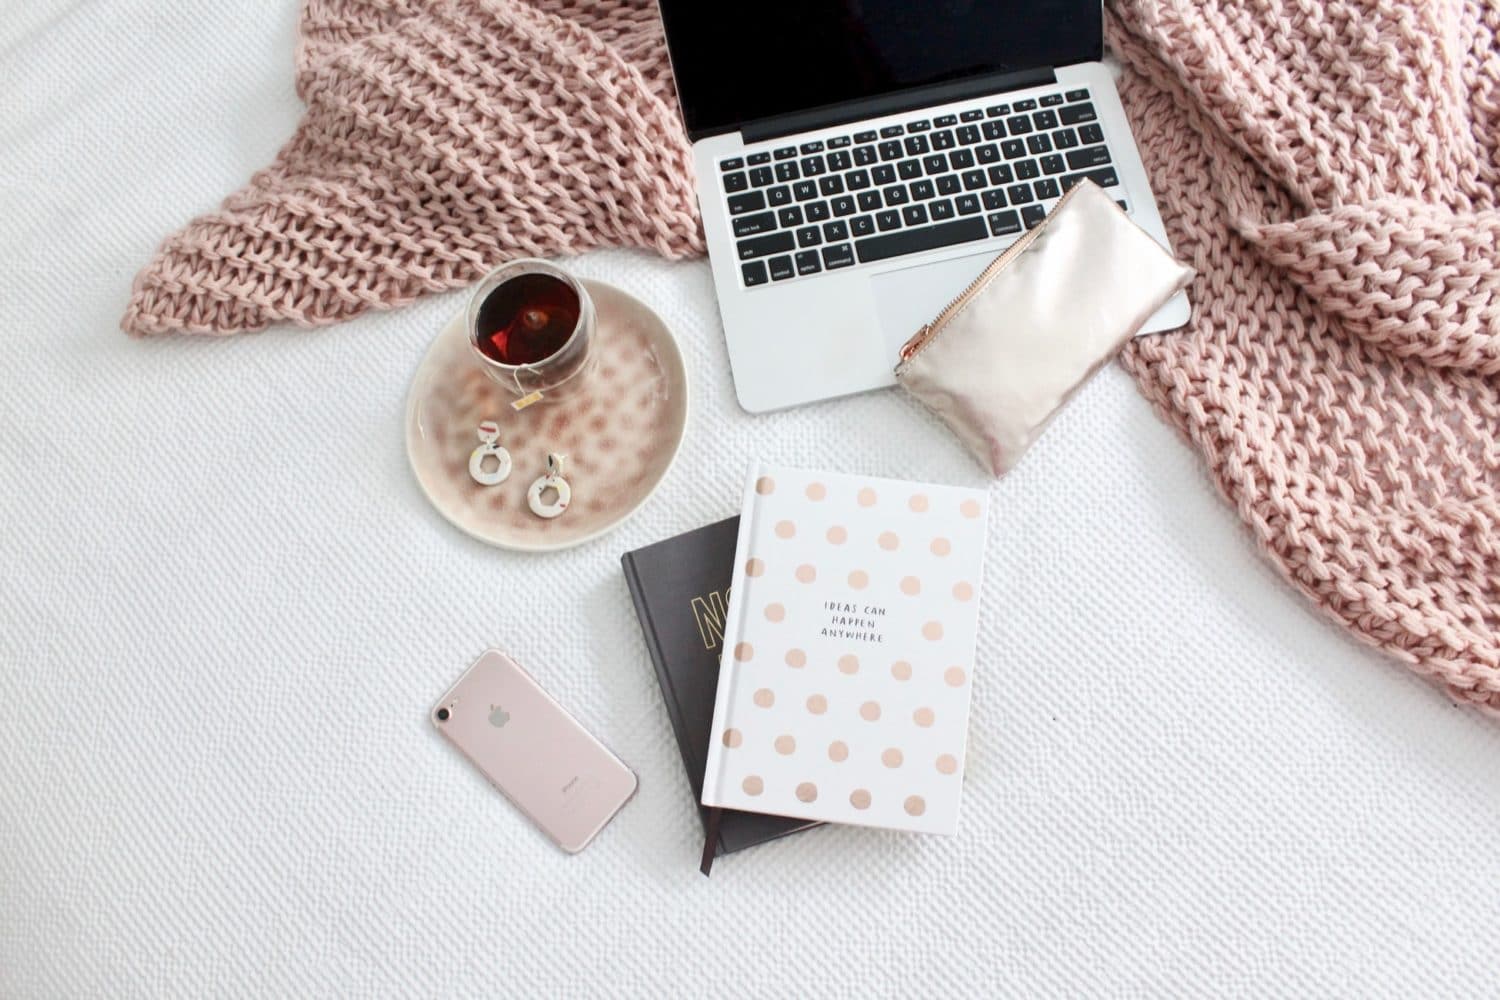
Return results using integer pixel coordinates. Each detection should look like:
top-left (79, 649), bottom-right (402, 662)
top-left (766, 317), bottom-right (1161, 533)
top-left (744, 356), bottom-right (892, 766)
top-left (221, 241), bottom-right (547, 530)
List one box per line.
top-left (658, 0), bottom-right (1102, 140)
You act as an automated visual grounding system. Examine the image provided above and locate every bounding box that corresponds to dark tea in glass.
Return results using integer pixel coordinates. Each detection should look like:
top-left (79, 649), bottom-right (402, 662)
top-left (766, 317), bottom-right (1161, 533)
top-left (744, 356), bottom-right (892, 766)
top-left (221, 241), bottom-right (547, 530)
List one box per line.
top-left (474, 272), bottom-right (581, 367)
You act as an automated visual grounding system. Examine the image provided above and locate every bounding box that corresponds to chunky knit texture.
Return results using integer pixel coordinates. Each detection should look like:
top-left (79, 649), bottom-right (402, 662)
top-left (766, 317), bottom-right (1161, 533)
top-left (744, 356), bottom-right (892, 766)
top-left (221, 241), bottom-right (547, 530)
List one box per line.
top-left (124, 0), bottom-right (1500, 712)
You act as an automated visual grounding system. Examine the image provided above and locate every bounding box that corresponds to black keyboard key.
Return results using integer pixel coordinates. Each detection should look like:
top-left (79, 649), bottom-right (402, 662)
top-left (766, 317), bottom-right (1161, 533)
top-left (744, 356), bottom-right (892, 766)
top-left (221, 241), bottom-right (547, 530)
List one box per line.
top-left (1079, 123), bottom-right (1104, 145)
top-left (1059, 103), bottom-right (1097, 125)
top-left (1016, 160), bottom-right (1040, 180)
top-left (1027, 134), bottom-right (1053, 155)
top-left (800, 140), bottom-right (824, 154)
top-left (748, 151), bottom-right (771, 165)
top-left (934, 114), bottom-right (958, 127)
top-left (873, 164), bottom-right (897, 185)
top-left (819, 175), bottom-right (845, 196)
top-left (910, 179), bottom-right (935, 200)
top-left (929, 198), bottom-right (955, 220)
top-left (1052, 128), bottom-right (1079, 150)
top-left (1002, 139), bottom-right (1027, 159)
top-left (854, 145), bottom-right (878, 166)
top-left (907, 119), bottom-right (931, 132)
top-left (1006, 115), bottom-right (1033, 135)
top-left (923, 154), bottom-right (949, 175)
top-left (986, 103), bottom-right (1011, 117)
top-left (721, 157), bottom-right (744, 171)
top-left (950, 148), bottom-right (975, 170)
top-left (750, 166), bottom-right (774, 187)
top-left (767, 185), bottom-right (792, 206)
top-left (1006, 183), bottom-right (1034, 204)
top-left (879, 140), bottom-right (903, 161)
top-left (774, 146), bottom-right (798, 160)
top-left (822, 243), bottom-right (855, 269)
top-left (827, 136), bottom-right (851, 149)
top-left (832, 195), bottom-right (856, 216)
top-left (805, 200), bottom-right (831, 222)
top-left (847, 169), bottom-right (871, 190)
top-left (960, 108), bottom-right (984, 122)
top-left (742, 260), bottom-right (768, 285)
top-left (1067, 146), bottom-right (1113, 170)
top-left (738, 232), bottom-right (794, 260)
top-left (775, 161), bottom-right (800, 182)
top-left (793, 180), bottom-right (818, 200)
top-left (827, 150), bottom-right (852, 171)
top-left (936, 174), bottom-right (961, 195)
top-left (931, 130), bottom-right (956, 150)
top-left (1040, 154), bottom-right (1065, 175)
top-left (1034, 178), bottom-right (1060, 200)
top-left (1040, 93), bottom-right (1064, 107)
top-left (768, 255), bottom-right (795, 281)
top-left (857, 191), bottom-right (882, 211)
top-left (898, 160), bottom-right (922, 180)
top-left (883, 185), bottom-right (909, 206)
top-left (778, 206), bottom-right (804, 227)
top-left (988, 210), bottom-right (1021, 236)
top-left (723, 171), bottom-right (748, 192)
top-left (903, 204), bottom-right (929, 226)
top-left (795, 250), bottom-right (822, 275)
top-left (1014, 98), bottom-right (1037, 112)
top-left (728, 190), bottom-right (766, 215)
top-left (982, 120), bottom-right (1006, 140)
top-left (876, 209), bottom-right (902, 231)
top-left (1065, 89), bottom-right (1089, 102)
top-left (801, 156), bottom-right (826, 176)
top-left (962, 169), bottom-right (987, 190)
top-left (1061, 167), bottom-right (1119, 190)
top-left (854, 130), bottom-right (877, 143)
top-left (988, 163), bottom-right (1014, 185)
top-left (957, 125), bottom-right (981, 145)
top-left (879, 124), bottom-right (905, 138)
top-left (977, 143), bottom-right (1000, 164)
top-left (824, 220), bottom-right (849, 241)
top-left (982, 189), bottom-right (1006, 210)
top-left (796, 225), bottom-right (822, 247)
top-left (955, 193), bottom-right (981, 215)
top-left (855, 217), bottom-right (988, 263)
top-left (851, 214), bottom-right (875, 237)
top-left (732, 211), bottom-right (778, 238)
top-left (904, 135), bottom-right (930, 156)
top-left (1033, 109), bottom-right (1059, 130)
top-left (1022, 204), bottom-right (1047, 229)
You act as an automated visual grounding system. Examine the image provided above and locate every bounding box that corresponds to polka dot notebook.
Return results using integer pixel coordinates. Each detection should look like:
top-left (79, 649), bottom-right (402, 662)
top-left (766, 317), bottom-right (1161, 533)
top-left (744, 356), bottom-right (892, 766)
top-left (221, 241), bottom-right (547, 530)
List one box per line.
top-left (700, 464), bottom-right (989, 834)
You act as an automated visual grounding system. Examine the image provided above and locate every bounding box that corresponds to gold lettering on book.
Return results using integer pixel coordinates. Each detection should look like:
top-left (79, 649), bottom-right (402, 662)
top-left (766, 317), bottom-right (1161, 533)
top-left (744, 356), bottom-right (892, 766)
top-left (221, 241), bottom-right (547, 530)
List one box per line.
top-left (691, 588), bottom-right (732, 650)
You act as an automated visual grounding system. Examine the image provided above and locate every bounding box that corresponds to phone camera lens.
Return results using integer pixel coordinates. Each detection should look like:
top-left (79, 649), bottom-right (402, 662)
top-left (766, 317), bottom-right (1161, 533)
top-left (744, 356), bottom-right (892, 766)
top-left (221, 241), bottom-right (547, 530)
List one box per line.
top-left (436, 707), bottom-right (450, 722)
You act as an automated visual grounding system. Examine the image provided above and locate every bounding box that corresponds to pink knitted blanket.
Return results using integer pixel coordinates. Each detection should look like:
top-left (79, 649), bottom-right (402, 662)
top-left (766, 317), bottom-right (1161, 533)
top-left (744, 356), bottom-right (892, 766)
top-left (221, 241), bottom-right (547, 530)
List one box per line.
top-left (124, 0), bottom-right (1500, 713)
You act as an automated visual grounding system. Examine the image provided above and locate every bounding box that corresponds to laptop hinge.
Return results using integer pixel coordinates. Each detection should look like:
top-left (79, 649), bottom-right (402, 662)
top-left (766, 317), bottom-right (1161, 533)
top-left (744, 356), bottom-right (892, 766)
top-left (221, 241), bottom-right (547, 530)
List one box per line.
top-left (739, 67), bottom-right (1058, 145)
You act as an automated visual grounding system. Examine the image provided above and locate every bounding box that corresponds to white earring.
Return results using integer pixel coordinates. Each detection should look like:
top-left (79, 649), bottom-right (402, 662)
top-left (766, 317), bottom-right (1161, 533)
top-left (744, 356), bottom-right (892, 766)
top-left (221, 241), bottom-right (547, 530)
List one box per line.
top-left (527, 453), bottom-right (571, 519)
top-left (468, 420), bottom-right (512, 486)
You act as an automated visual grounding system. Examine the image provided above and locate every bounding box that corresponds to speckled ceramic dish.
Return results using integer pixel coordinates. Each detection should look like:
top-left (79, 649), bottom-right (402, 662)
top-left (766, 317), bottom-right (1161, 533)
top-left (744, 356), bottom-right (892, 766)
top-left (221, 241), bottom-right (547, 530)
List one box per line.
top-left (406, 279), bottom-right (688, 551)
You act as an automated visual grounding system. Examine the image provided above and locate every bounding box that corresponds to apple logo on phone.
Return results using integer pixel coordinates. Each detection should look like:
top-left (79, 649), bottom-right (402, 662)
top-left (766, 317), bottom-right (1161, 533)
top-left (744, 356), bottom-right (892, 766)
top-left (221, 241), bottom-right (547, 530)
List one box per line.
top-left (488, 704), bottom-right (511, 728)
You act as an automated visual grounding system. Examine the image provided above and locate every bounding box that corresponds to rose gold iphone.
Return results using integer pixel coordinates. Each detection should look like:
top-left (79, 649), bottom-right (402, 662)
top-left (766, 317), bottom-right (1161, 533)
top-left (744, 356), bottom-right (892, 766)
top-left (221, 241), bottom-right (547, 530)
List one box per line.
top-left (432, 650), bottom-right (637, 853)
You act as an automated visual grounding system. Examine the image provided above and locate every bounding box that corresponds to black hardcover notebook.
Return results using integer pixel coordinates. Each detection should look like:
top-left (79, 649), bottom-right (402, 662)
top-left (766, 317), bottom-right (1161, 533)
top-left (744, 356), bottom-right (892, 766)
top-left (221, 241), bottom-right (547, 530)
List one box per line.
top-left (622, 517), bottom-right (819, 862)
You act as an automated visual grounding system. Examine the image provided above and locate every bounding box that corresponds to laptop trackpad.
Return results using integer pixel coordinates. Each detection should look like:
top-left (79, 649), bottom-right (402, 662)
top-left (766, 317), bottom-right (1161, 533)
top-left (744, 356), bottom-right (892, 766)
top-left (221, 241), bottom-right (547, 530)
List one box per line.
top-left (869, 250), bottom-right (996, 359)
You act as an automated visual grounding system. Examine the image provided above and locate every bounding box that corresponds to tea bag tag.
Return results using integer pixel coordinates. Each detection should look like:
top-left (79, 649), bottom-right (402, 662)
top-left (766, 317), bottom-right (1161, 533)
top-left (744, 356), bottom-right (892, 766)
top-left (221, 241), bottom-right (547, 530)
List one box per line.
top-left (511, 390), bottom-right (544, 411)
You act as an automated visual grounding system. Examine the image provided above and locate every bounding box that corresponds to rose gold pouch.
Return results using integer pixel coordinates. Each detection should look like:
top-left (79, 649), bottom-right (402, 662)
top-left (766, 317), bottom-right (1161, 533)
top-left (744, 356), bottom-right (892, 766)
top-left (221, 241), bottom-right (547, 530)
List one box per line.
top-left (894, 180), bottom-right (1193, 476)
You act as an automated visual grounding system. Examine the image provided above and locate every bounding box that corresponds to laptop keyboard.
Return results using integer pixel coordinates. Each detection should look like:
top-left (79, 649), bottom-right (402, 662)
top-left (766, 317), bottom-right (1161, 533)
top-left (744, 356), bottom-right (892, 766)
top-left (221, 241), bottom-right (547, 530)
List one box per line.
top-left (720, 88), bottom-right (1123, 288)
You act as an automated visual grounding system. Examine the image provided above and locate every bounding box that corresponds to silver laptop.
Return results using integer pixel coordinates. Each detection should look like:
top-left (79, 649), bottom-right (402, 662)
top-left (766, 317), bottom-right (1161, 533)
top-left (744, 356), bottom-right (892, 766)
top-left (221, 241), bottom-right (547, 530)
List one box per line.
top-left (657, 0), bottom-right (1189, 413)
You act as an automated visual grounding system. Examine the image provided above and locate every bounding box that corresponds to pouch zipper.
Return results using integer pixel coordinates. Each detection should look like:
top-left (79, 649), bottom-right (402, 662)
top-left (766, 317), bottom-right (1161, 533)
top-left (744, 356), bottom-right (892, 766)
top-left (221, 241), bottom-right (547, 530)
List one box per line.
top-left (897, 183), bottom-right (1086, 365)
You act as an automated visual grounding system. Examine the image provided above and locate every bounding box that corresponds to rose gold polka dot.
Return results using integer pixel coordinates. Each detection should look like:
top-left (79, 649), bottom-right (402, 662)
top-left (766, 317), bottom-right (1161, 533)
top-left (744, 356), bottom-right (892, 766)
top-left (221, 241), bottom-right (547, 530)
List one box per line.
top-left (848, 569), bottom-right (869, 589)
top-left (909, 494), bottom-right (929, 512)
top-left (904, 795), bottom-right (926, 816)
top-left (881, 748), bottom-right (904, 768)
top-left (900, 576), bottom-right (921, 595)
top-left (774, 734), bottom-right (796, 755)
top-left (826, 525), bottom-right (847, 544)
top-left (734, 642), bottom-right (754, 662)
top-left (753, 688), bottom-right (775, 707)
top-left (945, 666), bottom-right (967, 687)
top-left (859, 700), bottom-right (881, 721)
top-left (828, 741), bottom-right (849, 762)
top-left (936, 754), bottom-right (958, 775)
top-left (805, 482), bottom-right (827, 501)
top-left (796, 782), bottom-right (818, 803)
top-left (913, 707), bottom-right (935, 727)
top-left (961, 498), bottom-right (982, 519)
top-left (838, 654), bottom-right (860, 675)
top-left (891, 660), bottom-right (912, 681)
top-left (878, 531), bottom-right (900, 551)
top-left (923, 621), bottom-right (944, 641)
top-left (785, 648), bottom-right (807, 668)
top-left (953, 581), bottom-right (975, 601)
top-left (764, 602), bottom-right (786, 622)
top-left (857, 487), bottom-right (878, 507)
top-left (745, 558), bottom-right (765, 577)
top-left (930, 537), bottom-right (952, 556)
top-left (742, 775), bottom-right (764, 795)
top-left (850, 788), bottom-right (872, 809)
top-left (775, 520), bottom-right (796, 539)
top-left (806, 694), bottom-right (828, 715)
top-left (755, 476), bottom-right (776, 495)
top-left (795, 564), bottom-right (817, 583)
top-left (722, 728), bottom-right (742, 747)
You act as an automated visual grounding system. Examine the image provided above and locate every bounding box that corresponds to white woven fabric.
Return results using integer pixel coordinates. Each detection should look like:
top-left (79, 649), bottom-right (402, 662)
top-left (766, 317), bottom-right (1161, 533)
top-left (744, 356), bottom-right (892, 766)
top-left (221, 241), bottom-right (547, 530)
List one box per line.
top-left (4, 3), bottom-right (1500, 996)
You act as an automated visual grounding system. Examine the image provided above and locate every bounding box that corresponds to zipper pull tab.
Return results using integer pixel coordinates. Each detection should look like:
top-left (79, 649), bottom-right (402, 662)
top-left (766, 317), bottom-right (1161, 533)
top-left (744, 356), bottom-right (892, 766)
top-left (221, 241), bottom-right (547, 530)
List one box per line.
top-left (900, 324), bottom-right (930, 362)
